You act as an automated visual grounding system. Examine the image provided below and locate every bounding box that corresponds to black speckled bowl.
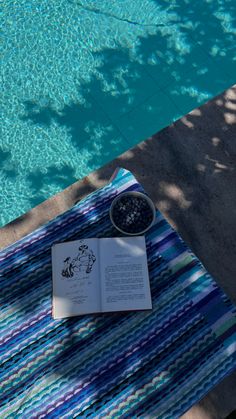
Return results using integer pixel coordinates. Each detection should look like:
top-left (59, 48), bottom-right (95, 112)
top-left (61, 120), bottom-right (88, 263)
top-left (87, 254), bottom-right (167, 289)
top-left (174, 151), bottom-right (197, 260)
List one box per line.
top-left (110, 191), bottom-right (156, 236)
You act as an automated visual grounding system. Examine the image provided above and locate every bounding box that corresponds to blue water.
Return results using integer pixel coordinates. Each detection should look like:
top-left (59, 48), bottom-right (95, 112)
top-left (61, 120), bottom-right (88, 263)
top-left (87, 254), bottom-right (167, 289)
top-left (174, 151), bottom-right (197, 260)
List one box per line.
top-left (1, 0), bottom-right (236, 226)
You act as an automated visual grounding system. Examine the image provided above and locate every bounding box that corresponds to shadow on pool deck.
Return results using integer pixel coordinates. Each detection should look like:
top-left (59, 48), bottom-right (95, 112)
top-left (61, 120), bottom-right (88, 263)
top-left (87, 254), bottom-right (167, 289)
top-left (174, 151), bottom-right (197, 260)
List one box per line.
top-left (1, 86), bottom-right (236, 418)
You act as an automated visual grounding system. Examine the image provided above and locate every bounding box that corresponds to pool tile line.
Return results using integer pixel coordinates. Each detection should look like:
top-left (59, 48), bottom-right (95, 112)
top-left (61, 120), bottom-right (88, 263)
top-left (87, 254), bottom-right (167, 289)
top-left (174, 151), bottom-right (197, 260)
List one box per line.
top-left (89, 72), bottom-right (184, 149)
top-left (113, 91), bottom-right (182, 147)
top-left (162, 68), bottom-right (232, 118)
top-left (149, 35), bottom-right (232, 119)
top-left (148, 47), bottom-right (212, 89)
top-left (178, 24), bottom-right (236, 83)
top-left (106, 90), bottom-right (180, 144)
top-left (87, 89), bottom-right (135, 149)
top-left (88, 65), bottom-right (162, 121)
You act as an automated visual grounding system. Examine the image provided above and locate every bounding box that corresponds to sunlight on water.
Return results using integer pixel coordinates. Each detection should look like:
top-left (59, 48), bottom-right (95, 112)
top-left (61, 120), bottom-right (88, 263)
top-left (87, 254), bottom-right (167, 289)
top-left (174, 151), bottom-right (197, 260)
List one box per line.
top-left (1, 0), bottom-right (235, 226)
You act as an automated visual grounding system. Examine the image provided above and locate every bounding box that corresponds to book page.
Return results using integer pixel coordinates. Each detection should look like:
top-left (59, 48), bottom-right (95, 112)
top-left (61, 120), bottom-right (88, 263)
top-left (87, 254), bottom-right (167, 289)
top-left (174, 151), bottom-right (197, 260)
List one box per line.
top-left (100, 237), bottom-right (152, 312)
top-left (52, 239), bottom-right (100, 318)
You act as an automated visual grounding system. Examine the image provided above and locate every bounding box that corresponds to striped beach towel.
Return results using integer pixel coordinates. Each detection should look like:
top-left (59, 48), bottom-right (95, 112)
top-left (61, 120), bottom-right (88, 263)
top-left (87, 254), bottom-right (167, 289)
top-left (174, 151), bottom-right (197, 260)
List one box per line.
top-left (1, 168), bottom-right (236, 418)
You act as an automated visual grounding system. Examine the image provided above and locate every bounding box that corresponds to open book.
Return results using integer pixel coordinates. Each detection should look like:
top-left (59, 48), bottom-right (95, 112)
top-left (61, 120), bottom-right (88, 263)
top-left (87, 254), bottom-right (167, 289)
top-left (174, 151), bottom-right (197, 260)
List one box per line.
top-left (52, 236), bottom-right (152, 319)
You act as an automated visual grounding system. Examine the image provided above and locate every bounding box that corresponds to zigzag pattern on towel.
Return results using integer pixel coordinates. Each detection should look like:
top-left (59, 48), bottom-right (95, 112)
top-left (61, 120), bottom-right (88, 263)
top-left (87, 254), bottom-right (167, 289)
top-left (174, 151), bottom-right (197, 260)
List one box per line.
top-left (1, 168), bottom-right (236, 418)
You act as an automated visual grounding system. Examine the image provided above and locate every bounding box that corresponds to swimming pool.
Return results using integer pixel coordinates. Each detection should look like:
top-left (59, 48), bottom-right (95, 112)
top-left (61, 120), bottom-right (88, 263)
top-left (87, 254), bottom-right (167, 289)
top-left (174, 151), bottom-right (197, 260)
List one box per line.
top-left (1, 0), bottom-right (235, 227)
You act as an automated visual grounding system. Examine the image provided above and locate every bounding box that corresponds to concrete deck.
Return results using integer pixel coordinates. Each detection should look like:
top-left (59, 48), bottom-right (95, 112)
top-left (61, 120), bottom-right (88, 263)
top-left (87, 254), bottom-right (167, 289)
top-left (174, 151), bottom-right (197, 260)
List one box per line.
top-left (1, 86), bottom-right (236, 418)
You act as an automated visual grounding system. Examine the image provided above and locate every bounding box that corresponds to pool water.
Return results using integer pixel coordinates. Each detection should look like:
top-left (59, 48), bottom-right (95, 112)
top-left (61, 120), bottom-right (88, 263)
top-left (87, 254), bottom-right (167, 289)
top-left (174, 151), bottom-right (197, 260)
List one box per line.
top-left (1, 0), bottom-right (236, 226)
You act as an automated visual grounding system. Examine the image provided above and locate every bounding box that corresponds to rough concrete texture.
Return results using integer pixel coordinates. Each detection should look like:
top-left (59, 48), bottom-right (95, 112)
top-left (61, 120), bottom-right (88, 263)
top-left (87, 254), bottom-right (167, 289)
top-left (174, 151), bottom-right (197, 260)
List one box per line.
top-left (1, 86), bottom-right (236, 418)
